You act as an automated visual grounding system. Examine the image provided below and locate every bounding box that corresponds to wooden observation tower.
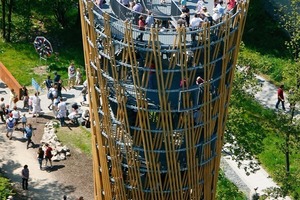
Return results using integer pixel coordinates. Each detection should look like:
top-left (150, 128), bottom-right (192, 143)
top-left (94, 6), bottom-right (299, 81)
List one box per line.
top-left (79, 0), bottom-right (249, 199)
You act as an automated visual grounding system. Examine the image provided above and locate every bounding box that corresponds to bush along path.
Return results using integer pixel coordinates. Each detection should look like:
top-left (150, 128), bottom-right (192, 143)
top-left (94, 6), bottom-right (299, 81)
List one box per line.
top-left (222, 74), bottom-right (295, 200)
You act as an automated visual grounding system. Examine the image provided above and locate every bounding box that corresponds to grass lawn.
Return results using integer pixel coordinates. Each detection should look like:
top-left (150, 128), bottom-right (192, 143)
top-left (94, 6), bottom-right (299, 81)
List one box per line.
top-left (0, 35), bottom-right (85, 86)
top-left (259, 131), bottom-right (300, 196)
top-left (56, 125), bottom-right (92, 156)
top-left (0, 39), bottom-right (43, 85)
top-left (0, 176), bottom-right (14, 199)
top-left (231, 91), bottom-right (300, 197)
top-left (217, 171), bottom-right (247, 200)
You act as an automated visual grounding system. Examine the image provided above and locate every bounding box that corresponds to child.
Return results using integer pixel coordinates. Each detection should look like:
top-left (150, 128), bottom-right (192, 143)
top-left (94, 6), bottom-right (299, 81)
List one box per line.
top-left (21, 114), bottom-right (27, 130)
top-left (52, 96), bottom-right (60, 117)
top-left (80, 85), bottom-right (87, 106)
top-left (5, 105), bottom-right (11, 119)
top-left (28, 97), bottom-right (33, 114)
top-left (75, 68), bottom-right (82, 85)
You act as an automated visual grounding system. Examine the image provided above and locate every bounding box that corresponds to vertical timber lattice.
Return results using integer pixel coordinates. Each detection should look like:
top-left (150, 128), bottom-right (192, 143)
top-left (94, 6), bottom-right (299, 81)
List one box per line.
top-left (79, 0), bottom-right (250, 199)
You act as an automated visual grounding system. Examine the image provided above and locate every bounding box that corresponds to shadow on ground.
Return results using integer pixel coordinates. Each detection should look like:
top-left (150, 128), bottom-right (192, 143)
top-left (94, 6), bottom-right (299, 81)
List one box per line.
top-left (1, 160), bottom-right (75, 200)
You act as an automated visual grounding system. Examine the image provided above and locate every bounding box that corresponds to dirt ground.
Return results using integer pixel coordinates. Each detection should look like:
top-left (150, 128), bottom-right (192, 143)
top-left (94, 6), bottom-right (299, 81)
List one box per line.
top-left (1, 115), bottom-right (94, 200)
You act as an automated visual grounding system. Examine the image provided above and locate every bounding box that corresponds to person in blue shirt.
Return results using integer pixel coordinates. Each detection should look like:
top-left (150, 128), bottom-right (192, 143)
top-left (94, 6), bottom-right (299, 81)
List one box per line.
top-left (24, 123), bottom-right (35, 149)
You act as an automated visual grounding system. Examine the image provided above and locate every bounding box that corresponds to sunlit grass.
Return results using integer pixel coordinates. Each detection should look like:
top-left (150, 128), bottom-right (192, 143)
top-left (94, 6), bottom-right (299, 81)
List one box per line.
top-left (56, 126), bottom-right (92, 156)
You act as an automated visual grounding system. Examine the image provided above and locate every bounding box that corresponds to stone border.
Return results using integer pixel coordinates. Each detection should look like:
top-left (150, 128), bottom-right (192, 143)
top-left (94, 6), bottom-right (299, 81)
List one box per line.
top-left (40, 121), bottom-right (71, 161)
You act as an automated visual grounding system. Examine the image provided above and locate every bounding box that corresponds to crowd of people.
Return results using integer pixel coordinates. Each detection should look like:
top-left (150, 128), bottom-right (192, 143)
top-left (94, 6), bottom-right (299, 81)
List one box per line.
top-left (0, 64), bottom-right (90, 137)
top-left (0, 62), bottom-right (91, 198)
top-left (122, 0), bottom-right (244, 41)
top-left (177, 0), bottom-right (242, 30)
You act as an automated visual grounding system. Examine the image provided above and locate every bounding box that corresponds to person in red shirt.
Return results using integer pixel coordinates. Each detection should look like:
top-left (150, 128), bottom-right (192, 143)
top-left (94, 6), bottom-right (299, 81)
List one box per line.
top-left (227, 0), bottom-right (236, 11)
top-left (137, 15), bottom-right (145, 41)
top-left (275, 84), bottom-right (285, 110)
top-left (45, 143), bottom-right (53, 168)
top-left (148, 61), bottom-right (156, 89)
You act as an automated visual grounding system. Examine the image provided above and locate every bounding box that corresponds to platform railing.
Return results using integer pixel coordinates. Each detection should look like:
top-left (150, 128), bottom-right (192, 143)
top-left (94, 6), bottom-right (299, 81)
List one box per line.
top-left (93, 2), bottom-right (241, 40)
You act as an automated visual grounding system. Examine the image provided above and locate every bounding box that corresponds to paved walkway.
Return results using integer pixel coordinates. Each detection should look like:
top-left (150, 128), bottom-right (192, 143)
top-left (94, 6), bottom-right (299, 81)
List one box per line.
top-left (222, 74), bottom-right (296, 200)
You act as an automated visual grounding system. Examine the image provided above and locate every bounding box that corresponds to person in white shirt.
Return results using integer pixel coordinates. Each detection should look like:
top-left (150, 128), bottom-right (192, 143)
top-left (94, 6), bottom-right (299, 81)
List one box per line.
top-left (52, 96), bottom-right (60, 117)
top-left (190, 14), bottom-right (203, 41)
top-left (57, 98), bottom-right (67, 126)
top-left (190, 13), bottom-right (203, 28)
top-left (32, 93), bottom-right (41, 118)
top-left (68, 62), bottom-right (76, 89)
top-left (212, 7), bottom-right (221, 22)
top-left (68, 103), bottom-right (79, 124)
top-left (11, 106), bottom-right (21, 128)
top-left (216, 0), bottom-right (226, 16)
top-left (9, 89), bottom-right (17, 109)
top-left (75, 68), bottom-right (82, 85)
top-left (145, 10), bottom-right (155, 28)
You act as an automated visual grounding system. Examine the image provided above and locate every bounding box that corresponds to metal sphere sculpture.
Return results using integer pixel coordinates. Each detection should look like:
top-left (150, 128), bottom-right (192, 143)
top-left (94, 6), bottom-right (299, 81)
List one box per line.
top-left (34, 36), bottom-right (53, 58)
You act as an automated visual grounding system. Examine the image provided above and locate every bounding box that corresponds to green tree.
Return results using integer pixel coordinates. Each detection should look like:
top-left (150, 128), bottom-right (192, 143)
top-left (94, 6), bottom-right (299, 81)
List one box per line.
top-left (279, 0), bottom-right (300, 61)
top-left (267, 104), bottom-right (300, 198)
top-left (279, 0), bottom-right (300, 106)
top-left (41, 0), bottom-right (78, 28)
top-left (216, 171), bottom-right (246, 200)
top-left (1, 0), bottom-right (6, 38)
top-left (278, 1), bottom-right (300, 195)
top-left (225, 67), bottom-right (264, 174)
top-left (0, 0), bottom-right (14, 41)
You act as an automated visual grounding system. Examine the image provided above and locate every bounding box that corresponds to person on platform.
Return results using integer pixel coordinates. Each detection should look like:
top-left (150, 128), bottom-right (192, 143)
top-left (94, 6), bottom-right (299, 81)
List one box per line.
top-left (137, 15), bottom-right (146, 41)
top-left (120, 0), bottom-right (130, 7)
top-left (190, 13), bottom-right (203, 41)
top-left (226, 0), bottom-right (236, 11)
top-left (177, 13), bottom-right (187, 27)
top-left (145, 10), bottom-right (155, 28)
top-left (181, 5), bottom-right (190, 25)
top-left (148, 61), bottom-right (156, 89)
top-left (132, 1), bottom-right (143, 13)
top-left (215, 0), bottom-right (226, 16)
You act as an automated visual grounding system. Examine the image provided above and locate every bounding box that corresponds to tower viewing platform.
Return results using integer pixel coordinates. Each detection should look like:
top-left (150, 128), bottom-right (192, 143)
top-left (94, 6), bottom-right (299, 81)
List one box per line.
top-left (79, 0), bottom-right (249, 199)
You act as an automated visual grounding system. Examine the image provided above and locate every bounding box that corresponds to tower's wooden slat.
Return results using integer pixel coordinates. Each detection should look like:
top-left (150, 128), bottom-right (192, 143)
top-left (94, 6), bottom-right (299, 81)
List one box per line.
top-left (79, 1), bottom-right (249, 199)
